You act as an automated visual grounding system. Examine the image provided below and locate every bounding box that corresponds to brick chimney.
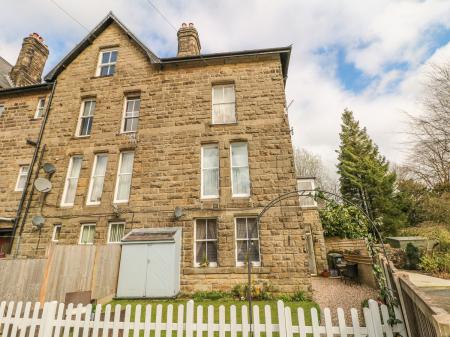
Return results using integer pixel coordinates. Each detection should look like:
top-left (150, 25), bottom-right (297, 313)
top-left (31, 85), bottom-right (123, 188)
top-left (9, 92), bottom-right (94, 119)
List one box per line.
top-left (177, 23), bottom-right (201, 57)
top-left (10, 33), bottom-right (49, 87)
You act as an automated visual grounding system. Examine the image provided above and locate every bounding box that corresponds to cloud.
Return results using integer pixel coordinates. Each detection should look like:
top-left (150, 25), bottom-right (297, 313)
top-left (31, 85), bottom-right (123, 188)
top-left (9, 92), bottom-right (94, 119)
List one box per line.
top-left (1, 0), bottom-right (449, 178)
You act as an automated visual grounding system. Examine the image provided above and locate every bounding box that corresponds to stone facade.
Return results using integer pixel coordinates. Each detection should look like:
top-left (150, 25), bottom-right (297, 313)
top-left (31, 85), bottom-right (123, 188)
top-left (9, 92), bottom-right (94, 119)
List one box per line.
top-left (0, 86), bottom-right (50, 253)
top-left (1, 14), bottom-right (313, 293)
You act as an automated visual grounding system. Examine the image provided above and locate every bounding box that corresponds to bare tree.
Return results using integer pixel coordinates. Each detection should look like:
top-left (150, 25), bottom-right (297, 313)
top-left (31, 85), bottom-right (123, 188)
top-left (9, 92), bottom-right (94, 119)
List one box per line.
top-left (293, 147), bottom-right (338, 194)
top-left (406, 63), bottom-right (450, 188)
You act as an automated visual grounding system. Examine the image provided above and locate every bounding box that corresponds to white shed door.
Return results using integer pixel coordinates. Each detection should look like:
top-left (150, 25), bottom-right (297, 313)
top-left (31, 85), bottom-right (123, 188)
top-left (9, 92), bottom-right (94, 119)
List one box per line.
top-left (145, 243), bottom-right (177, 297)
top-left (117, 244), bottom-right (147, 297)
top-left (117, 242), bottom-right (179, 298)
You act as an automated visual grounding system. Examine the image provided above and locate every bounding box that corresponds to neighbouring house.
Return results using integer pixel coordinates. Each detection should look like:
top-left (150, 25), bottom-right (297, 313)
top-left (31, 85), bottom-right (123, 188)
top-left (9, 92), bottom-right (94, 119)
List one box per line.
top-left (0, 12), bottom-right (326, 294)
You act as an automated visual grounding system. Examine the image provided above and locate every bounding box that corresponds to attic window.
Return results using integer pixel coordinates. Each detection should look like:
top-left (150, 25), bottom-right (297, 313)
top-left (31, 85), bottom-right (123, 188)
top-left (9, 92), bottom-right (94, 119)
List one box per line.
top-left (96, 50), bottom-right (117, 77)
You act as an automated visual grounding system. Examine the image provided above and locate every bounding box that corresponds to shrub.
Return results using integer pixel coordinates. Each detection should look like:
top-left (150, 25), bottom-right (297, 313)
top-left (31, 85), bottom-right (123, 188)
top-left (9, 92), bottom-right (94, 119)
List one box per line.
top-left (231, 281), bottom-right (275, 300)
top-left (192, 291), bottom-right (230, 301)
top-left (289, 291), bottom-right (310, 302)
top-left (405, 243), bottom-right (421, 270)
top-left (419, 252), bottom-right (450, 275)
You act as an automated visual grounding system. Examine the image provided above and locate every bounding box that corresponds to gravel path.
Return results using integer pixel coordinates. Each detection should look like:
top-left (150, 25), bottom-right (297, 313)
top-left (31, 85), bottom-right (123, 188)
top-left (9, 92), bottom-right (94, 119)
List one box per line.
top-left (311, 277), bottom-right (379, 323)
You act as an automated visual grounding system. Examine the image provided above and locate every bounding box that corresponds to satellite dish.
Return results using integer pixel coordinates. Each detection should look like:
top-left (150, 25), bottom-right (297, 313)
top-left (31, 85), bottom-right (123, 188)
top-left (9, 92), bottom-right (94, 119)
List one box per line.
top-left (174, 206), bottom-right (184, 219)
top-left (34, 178), bottom-right (52, 193)
top-left (42, 163), bottom-right (56, 174)
top-left (31, 215), bottom-right (45, 228)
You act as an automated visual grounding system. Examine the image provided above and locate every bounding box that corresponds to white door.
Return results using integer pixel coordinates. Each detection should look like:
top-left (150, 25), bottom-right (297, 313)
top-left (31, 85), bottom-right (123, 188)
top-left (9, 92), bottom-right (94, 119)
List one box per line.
top-left (145, 243), bottom-right (177, 297)
top-left (116, 245), bottom-right (147, 297)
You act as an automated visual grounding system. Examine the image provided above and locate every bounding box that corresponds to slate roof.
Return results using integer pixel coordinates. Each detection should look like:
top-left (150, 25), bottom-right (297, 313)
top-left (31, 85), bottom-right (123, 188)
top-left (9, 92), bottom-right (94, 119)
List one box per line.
top-left (0, 56), bottom-right (13, 89)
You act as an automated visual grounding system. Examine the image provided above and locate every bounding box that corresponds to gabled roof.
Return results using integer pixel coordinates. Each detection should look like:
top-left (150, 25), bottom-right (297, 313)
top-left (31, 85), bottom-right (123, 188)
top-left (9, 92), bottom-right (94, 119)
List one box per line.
top-left (44, 12), bottom-right (160, 81)
top-left (44, 12), bottom-right (292, 84)
top-left (0, 56), bottom-right (13, 89)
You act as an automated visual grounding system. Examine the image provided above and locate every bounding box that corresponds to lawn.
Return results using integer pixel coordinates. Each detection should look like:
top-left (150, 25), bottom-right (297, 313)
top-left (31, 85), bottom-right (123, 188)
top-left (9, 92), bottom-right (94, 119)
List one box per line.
top-left (108, 298), bottom-right (320, 326)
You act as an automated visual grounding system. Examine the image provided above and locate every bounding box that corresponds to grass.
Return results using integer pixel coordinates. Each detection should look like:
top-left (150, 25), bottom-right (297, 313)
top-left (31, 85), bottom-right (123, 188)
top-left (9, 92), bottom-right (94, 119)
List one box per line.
top-left (107, 298), bottom-right (320, 326)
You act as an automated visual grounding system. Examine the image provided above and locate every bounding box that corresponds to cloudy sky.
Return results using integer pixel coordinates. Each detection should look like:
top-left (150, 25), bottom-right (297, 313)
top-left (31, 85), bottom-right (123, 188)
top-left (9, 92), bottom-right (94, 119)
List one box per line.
top-left (1, 0), bottom-right (449, 176)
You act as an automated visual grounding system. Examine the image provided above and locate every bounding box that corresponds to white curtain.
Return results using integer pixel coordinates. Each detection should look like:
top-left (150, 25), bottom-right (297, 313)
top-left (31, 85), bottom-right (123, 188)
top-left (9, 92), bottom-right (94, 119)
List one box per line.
top-left (90, 155), bottom-right (107, 202)
top-left (64, 157), bottom-right (82, 204)
top-left (116, 152), bottom-right (134, 201)
top-left (202, 146), bottom-right (219, 197)
top-left (231, 143), bottom-right (250, 195)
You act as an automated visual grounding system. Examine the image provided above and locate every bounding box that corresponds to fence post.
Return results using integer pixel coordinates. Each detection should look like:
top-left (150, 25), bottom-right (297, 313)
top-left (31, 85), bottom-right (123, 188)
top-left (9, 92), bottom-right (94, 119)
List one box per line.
top-left (277, 301), bottom-right (287, 337)
top-left (38, 301), bottom-right (58, 337)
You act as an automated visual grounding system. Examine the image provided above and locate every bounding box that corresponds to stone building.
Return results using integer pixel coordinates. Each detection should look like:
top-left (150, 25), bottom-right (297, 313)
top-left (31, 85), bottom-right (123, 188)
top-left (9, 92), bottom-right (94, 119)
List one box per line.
top-left (0, 12), bottom-right (326, 293)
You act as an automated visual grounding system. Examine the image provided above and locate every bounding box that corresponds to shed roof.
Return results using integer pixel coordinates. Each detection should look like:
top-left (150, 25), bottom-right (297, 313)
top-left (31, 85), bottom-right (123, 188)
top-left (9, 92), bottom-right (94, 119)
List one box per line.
top-left (386, 236), bottom-right (428, 241)
top-left (121, 227), bottom-right (180, 243)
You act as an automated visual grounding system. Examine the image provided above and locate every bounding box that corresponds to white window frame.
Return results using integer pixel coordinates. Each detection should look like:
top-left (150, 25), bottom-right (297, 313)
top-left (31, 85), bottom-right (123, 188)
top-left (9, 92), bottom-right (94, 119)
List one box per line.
top-left (79, 224), bottom-right (96, 245)
top-left (121, 97), bottom-right (140, 134)
top-left (34, 97), bottom-right (46, 119)
top-left (61, 156), bottom-right (83, 207)
top-left (297, 178), bottom-right (318, 207)
top-left (15, 165), bottom-right (29, 192)
top-left (230, 142), bottom-right (251, 197)
top-left (96, 50), bottom-right (118, 77)
top-left (113, 151), bottom-right (134, 204)
top-left (107, 222), bottom-right (125, 244)
top-left (194, 218), bottom-right (218, 267)
top-left (235, 217), bottom-right (261, 267)
top-left (75, 99), bottom-right (96, 137)
top-left (86, 154), bottom-right (108, 206)
top-left (52, 224), bottom-right (61, 242)
top-left (200, 144), bottom-right (219, 199)
top-left (212, 84), bottom-right (236, 124)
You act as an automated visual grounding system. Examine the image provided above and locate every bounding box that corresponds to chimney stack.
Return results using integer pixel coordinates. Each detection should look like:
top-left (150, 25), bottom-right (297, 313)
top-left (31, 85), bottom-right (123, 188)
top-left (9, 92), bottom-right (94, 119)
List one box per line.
top-left (177, 23), bottom-right (201, 57)
top-left (10, 33), bottom-right (49, 87)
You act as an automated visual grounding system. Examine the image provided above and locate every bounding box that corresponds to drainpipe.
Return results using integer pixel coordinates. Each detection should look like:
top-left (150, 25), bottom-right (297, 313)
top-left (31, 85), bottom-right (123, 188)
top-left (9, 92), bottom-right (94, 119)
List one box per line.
top-left (9, 81), bottom-right (57, 255)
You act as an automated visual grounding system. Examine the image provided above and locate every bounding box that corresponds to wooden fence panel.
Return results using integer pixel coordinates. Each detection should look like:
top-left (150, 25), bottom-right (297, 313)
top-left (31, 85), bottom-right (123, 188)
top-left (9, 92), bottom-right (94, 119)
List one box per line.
top-left (43, 245), bottom-right (96, 302)
top-left (0, 258), bottom-right (46, 302)
top-left (91, 244), bottom-right (121, 301)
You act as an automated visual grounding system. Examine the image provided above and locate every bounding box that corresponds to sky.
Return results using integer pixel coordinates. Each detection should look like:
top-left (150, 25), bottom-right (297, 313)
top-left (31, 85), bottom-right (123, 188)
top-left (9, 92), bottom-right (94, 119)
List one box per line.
top-left (1, 0), bottom-right (449, 178)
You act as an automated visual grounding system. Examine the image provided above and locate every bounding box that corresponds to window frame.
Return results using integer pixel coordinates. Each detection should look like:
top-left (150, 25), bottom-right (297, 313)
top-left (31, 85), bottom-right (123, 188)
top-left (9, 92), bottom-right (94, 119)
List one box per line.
top-left (95, 50), bottom-right (118, 77)
top-left (86, 154), bottom-right (108, 206)
top-left (121, 96), bottom-right (141, 134)
top-left (79, 223), bottom-right (96, 245)
top-left (230, 142), bottom-right (251, 198)
top-left (52, 224), bottom-right (61, 242)
top-left (211, 84), bottom-right (236, 124)
top-left (234, 217), bottom-right (261, 267)
top-left (200, 144), bottom-right (220, 199)
top-left (75, 99), bottom-right (96, 137)
top-left (107, 222), bottom-right (125, 244)
top-left (60, 156), bottom-right (83, 207)
top-left (194, 218), bottom-right (218, 267)
top-left (15, 165), bottom-right (29, 192)
top-left (113, 151), bottom-right (135, 204)
top-left (297, 178), bottom-right (318, 207)
top-left (34, 97), bottom-right (46, 119)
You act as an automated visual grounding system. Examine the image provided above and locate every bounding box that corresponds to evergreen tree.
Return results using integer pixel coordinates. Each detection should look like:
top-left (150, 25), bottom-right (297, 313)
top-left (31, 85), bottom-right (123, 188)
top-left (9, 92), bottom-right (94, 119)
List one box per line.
top-left (337, 109), bottom-right (403, 235)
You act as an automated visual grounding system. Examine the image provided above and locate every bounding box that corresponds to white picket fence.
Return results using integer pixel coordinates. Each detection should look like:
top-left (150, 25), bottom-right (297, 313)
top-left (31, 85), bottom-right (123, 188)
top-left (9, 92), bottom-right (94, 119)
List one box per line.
top-left (0, 299), bottom-right (406, 337)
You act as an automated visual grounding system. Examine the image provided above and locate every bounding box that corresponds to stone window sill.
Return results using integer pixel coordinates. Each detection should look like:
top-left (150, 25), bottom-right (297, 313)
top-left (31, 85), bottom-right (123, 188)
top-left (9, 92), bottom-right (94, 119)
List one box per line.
top-left (184, 266), bottom-right (270, 275)
top-left (209, 122), bottom-right (238, 127)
